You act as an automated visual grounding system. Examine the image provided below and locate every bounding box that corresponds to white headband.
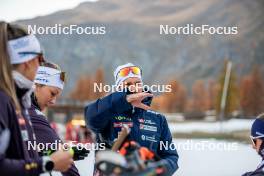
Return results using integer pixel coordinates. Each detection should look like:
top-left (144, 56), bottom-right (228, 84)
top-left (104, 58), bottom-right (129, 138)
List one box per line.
top-left (34, 66), bottom-right (64, 90)
top-left (114, 63), bottom-right (142, 86)
top-left (7, 34), bottom-right (42, 64)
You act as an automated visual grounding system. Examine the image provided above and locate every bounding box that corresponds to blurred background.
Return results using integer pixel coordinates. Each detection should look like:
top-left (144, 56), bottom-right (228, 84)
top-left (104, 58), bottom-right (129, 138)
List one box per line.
top-left (1, 0), bottom-right (264, 175)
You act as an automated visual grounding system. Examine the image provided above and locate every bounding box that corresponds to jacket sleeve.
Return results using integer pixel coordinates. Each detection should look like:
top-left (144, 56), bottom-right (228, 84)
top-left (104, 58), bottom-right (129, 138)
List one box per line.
top-left (84, 91), bottom-right (132, 132)
top-left (0, 97), bottom-right (44, 176)
top-left (31, 113), bottom-right (80, 176)
top-left (0, 155), bottom-right (43, 176)
top-left (157, 115), bottom-right (179, 175)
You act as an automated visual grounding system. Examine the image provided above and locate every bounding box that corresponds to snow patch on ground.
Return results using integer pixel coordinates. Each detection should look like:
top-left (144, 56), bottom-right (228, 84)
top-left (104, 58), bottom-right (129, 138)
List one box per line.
top-left (173, 139), bottom-right (260, 176)
top-left (169, 119), bottom-right (254, 133)
top-left (41, 139), bottom-right (259, 176)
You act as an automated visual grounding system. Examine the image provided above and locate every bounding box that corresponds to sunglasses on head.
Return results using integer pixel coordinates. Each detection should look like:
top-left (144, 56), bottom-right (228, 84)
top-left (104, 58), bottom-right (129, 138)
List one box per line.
top-left (250, 135), bottom-right (264, 146)
top-left (18, 51), bottom-right (46, 65)
top-left (116, 66), bottom-right (141, 80)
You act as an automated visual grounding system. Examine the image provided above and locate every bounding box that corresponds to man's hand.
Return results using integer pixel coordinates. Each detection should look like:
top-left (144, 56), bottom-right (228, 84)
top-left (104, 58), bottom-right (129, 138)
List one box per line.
top-left (126, 92), bottom-right (153, 110)
top-left (50, 150), bottom-right (74, 172)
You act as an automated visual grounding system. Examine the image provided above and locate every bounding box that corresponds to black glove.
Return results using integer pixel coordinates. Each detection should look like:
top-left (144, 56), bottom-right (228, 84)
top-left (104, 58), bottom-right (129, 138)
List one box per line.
top-left (39, 146), bottom-right (90, 161)
top-left (71, 146), bottom-right (90, 161)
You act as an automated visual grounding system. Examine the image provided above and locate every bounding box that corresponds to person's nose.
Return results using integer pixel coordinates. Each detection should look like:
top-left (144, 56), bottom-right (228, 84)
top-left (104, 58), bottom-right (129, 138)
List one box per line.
top-left (129, 85), bottom-right (136, 92)
top-left (252, 143), bottom-right (256, 150)
top-left (49, 98), bottom-right (56, 105)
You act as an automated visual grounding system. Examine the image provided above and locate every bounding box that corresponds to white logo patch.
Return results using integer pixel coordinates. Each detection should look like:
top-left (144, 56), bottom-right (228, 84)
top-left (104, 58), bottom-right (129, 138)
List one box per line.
top-left (140, 124), bottom-right (157, 132)
top-left (141, 135), bottom-right (157, 142)
top-left (138, 119), bottom-right (156, 125)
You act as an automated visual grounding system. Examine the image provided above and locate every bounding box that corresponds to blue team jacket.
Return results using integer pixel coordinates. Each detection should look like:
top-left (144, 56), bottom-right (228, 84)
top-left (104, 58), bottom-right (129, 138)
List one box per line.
top-left (84, 91), bottom-right (179, 175)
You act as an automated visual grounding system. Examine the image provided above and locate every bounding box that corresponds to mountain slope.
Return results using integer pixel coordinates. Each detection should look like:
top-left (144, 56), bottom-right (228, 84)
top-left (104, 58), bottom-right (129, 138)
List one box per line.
top-left (17, 0), bottom-right (264, 95)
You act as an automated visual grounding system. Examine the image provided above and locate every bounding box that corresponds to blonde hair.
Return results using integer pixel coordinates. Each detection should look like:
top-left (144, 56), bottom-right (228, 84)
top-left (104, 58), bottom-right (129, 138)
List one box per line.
top-left (41, 62), bottom-right (61, 70)
top-left (0, 22), bottom-right (29, 112)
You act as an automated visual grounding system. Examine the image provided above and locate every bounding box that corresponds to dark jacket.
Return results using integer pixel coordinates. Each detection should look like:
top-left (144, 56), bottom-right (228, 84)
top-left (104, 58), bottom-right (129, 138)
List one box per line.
top-left (0, 129), bottom-right (10, 161)
top-left (85, 91), bottom-right (179, 175)
top-left (28, 93), bottom-right (80, 176)
top-left (242, 160), bottom-right (264, 176)
top-left (0, 85), bottom-right (44, 176)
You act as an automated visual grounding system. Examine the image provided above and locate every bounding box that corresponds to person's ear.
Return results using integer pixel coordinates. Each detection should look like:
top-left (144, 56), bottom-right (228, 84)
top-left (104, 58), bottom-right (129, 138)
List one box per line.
top-left (57, 89), bottom-right (62, 97)
top-left (24, 60), bottom-right (32, 69)
top-left (35, 85), bottom-right (44, 95)
top-left (34, 86), bottom-right (39, 97)
top-left (27, 57), bottom-right (39, 67)
top-left (35, 85), bottom-right (40, 92)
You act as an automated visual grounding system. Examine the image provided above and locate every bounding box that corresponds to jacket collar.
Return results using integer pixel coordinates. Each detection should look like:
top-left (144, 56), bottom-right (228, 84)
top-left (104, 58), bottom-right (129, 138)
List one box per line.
top-left (13, 71), bottom-right (34, 108)
top-left (15, 84), bottom-right (29, 101)
top-left (15, 83), bottom-right (29, 109)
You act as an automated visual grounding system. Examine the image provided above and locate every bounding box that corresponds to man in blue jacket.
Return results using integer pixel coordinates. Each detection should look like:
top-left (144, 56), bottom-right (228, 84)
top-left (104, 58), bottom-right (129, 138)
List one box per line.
top-left (242, 113), bottom-right (264, 176)
top-left (85, 63), bottom-right (179, 175)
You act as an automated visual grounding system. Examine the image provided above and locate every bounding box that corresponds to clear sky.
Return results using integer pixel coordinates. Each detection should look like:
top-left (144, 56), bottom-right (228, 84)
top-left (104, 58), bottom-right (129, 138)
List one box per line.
top-left (0, 0), bottom-right (98, 22)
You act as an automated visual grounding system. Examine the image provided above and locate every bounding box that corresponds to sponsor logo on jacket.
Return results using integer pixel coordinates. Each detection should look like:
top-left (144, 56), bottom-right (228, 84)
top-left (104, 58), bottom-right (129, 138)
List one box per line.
top-left (141, 135), bottom-right (157, 142)
top-left (139, 124), bottom-right (157, 132)
top-left (114, 116), bottom-right (132, 121)
top-left (113, 122), bottom-right (133, 128)
top-left (138, 118), bottom-right (156, 125)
